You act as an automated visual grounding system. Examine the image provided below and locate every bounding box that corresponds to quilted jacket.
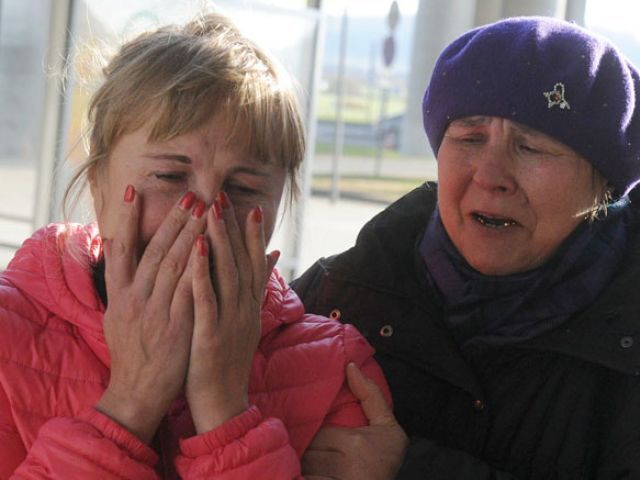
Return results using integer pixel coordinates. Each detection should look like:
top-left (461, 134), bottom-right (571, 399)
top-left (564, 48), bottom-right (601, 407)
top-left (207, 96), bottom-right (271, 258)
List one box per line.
top-left (0, 223), bottom-right (390, 479)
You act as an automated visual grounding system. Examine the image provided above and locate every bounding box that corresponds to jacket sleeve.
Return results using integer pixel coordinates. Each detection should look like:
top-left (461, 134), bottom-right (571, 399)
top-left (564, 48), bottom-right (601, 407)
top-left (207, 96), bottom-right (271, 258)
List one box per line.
top-left (322, 323), bottom-right (392, 428)
top-left (292, 261), bottom-right (520, 479)
top-left (174, 405), bottom-right (302, 479)
top-left (5, 405), bottom-right (159, 480)
top-left (173, 326), bottom-right (389, 480)
top-left (0, 385), bottom-right (27, 479)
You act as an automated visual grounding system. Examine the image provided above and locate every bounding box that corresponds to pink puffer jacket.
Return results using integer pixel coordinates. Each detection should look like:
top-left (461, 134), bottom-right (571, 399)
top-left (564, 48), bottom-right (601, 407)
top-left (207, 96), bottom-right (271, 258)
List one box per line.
top-left (0, 224), bottom-right (390, 479)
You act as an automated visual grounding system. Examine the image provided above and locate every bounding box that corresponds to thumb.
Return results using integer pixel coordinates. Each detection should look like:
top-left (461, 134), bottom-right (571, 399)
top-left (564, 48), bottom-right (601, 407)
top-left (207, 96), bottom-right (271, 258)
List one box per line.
top-left (266, 250), bottom-right (281, 280)
top-left (346, 362), bottom-right (396, 427)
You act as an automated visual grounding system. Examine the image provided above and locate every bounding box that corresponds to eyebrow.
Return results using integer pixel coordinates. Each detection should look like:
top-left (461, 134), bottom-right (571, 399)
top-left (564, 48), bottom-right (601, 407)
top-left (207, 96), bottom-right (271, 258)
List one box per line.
top-left (229, 165), bottom-right (272, 178)
top-left (142, 153), bottom-right (192, 164)
top-left (450, 117), bottom-right (546, 138)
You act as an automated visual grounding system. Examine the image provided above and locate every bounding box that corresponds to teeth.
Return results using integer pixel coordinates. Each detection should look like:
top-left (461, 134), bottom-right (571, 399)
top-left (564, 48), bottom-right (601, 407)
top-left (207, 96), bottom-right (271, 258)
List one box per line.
top-left (474, 213), bottom-right (516, 228)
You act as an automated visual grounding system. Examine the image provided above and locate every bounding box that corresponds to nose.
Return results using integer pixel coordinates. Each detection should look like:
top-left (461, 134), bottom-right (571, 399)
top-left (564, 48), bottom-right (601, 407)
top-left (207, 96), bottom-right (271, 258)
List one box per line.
top-left (192, 177), bottom-right (223, 207)
top-left (471, 143), bottom-right (517, 195)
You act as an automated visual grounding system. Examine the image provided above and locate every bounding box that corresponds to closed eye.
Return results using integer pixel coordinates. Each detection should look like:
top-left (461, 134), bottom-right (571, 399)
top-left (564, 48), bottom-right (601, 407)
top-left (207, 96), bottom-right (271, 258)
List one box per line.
top-left (154, 172), bottom-right (186, 183)
top-left (447, 134), bottom-right (485, 145)
top-left (226, 183), bottom-right (261, 195)
top-left (518, 144), bottom-right (543, 155)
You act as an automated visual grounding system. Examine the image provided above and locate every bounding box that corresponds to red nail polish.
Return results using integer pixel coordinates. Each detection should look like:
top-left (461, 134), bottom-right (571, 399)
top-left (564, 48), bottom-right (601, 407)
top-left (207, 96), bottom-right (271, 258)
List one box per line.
top-left (218, 191), bottom-right (230, 209)
top-left (124, 185), bottom-right (135, 203)
top-left (196, 235), bottom-right (207, 256)
top-left (192, 200), bottom-right (206, 219)
top-left (179, 191), bottom-right (196, 210)
top-left (252, 206), bottom-right (263, 223)
top-left (212, 200), bottom-right (223, 220)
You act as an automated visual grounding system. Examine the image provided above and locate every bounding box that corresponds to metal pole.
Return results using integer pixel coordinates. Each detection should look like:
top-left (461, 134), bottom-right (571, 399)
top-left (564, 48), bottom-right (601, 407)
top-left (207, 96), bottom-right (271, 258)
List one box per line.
top-left (33, 0), bottom-right (76, 227)
top-left (331, 9), bottom-right (348, 203)
top-left (286, 7), bottom-right (326, 278)
top-left (368, 42), bottom-right (376, 157)
top-left (374, 73), bottom-right (388, 177)
top-left (565, 0), bottom-right (586, 25)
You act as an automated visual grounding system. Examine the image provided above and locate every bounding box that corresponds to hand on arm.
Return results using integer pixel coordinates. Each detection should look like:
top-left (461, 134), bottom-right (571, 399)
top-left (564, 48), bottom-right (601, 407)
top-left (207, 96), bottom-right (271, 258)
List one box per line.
top-left (96, 187), bottom-right (206, 443)
top-left (302, 363), bottom-right (408, 480)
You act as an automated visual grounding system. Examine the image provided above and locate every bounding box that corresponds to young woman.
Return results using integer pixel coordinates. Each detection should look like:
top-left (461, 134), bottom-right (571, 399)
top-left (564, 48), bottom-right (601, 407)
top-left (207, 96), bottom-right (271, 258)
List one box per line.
top-left (0, 13), bottom-right (389, 479)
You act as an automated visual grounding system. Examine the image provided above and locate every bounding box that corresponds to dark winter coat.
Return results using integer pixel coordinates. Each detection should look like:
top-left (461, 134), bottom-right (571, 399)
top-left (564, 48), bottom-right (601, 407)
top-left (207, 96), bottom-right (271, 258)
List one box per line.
top-left (292, 183), bottom-right (640, 479)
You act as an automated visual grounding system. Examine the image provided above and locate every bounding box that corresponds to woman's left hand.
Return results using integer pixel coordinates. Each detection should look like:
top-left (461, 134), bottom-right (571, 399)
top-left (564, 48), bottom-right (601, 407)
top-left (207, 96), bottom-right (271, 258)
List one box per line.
top-left (186, 193), bottom-right (278, 434)
top-left (302, 363), bottom-right (408, 480)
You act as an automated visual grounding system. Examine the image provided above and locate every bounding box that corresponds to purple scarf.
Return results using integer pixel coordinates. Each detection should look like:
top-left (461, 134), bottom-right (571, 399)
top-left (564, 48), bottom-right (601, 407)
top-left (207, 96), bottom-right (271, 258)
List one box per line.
top-left (420, 202), bottom-right (630, 348)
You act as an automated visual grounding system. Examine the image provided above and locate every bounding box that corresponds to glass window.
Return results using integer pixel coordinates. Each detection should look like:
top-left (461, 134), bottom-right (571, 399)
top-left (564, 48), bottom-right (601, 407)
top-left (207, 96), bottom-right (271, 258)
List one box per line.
top-left (0, 0), bottom-right (55, 268)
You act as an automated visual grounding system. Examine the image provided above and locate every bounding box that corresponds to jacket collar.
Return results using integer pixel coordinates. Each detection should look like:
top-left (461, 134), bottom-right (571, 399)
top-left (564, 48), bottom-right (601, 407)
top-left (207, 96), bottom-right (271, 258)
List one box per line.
top-left (323, 183), bottom-right (484, 395)
top-left (324, 183), bottom-right (640, 381)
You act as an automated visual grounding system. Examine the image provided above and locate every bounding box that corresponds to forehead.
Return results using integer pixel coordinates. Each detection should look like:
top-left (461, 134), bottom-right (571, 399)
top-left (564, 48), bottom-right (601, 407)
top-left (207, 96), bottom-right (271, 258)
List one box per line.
top-left (144, 115), bottom-right (259, 161)
top-left (447, 115), bottom-right (578, 148)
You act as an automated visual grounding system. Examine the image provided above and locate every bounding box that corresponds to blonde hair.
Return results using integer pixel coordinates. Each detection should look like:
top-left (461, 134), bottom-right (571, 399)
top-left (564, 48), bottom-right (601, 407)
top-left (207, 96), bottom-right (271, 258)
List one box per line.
top-left (64, 13), bottom-right (305, 217)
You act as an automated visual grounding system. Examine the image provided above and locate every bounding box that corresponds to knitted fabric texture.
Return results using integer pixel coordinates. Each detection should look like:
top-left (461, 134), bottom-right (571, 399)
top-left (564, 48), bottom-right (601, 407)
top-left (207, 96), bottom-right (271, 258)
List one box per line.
top-left (423, 16), bottom-right (640, 196)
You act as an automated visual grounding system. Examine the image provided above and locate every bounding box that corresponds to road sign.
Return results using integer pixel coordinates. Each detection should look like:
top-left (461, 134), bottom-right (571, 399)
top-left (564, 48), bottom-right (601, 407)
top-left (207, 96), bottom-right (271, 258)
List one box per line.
top-left (383, 35), bottom-right (395, 67)
top-left (387, 1), bottom-right (400, 31)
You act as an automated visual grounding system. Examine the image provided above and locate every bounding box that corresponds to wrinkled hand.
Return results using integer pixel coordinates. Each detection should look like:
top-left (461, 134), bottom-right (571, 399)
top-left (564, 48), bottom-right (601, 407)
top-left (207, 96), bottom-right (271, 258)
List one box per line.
top-left (302, 363), bottom-right (408, 480)
top-left (186, 192), bottom-right (279, 433)
top-left (96, 188), bottom-right (206, 443)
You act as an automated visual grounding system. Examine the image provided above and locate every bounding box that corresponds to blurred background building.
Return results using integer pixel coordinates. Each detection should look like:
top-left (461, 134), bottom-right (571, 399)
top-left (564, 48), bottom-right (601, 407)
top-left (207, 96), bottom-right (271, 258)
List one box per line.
top-left (1, 0), bottom-right (639, 277)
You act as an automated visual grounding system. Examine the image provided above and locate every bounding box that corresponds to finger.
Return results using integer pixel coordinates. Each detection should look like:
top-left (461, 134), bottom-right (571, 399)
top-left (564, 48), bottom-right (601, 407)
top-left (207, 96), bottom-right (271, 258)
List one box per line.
top-left (265, 250), bottom-right (280, 284)
top-left (104, 184), bottom-right (139, 295)
top-left (168, 236), bottom-right (198, 334)
top-left (244, 206), bottom-right (268, 301)
top-left (151, 199), bottom-right (207, 305)
top-left (217, 191), bottom-right (250, 286)
top-left (207, 200), bottom-right (238, 306)
top-left (134, 191), bottom-right (196, 298)
top-left (346, 362), bottom-right (396, 427)
top-left (191, 234), bottom-right (218, 337)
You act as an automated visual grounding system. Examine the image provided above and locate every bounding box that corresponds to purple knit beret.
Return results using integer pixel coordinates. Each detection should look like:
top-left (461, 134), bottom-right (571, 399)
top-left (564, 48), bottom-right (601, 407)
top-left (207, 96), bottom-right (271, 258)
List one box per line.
top-left (423, 16), bottom-right (640, 196)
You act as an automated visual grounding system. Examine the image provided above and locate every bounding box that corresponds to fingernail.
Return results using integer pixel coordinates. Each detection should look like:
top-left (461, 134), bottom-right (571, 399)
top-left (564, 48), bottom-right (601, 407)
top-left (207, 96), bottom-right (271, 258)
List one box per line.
top-left (192, 200), bottom-right (206, 219)
top-left (252, 205), bottom-right (263, 223)
top-left (179, 191), bottom-right (196, 210)
top-left (124, 185), bottom-right (135, 203)
top-left (218, 191), bottom-right (230, 209)
top-left (212, 200), bottom-right (223, 220)
top-left (196, 235), bottom-right (207, 256)
top-left (271, 250), bottom-right (281, 266)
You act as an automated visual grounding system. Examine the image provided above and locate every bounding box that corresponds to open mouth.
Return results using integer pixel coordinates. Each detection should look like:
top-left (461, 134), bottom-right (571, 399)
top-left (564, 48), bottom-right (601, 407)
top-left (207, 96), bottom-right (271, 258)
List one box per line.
top-left (473, 213), bottom-right (517, 229)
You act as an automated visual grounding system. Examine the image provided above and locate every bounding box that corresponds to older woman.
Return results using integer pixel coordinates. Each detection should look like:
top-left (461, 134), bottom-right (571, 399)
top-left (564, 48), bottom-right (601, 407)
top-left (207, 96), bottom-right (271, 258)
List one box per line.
top-left (294, 16), bottom-right (640, 478)
top-left (0, 13), bottom-right (389, 478)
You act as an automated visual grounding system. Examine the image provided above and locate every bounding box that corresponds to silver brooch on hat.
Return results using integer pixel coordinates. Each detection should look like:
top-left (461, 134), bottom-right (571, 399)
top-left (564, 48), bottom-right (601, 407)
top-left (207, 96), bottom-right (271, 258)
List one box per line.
top-left (543, 83), bottom-right (570, 110)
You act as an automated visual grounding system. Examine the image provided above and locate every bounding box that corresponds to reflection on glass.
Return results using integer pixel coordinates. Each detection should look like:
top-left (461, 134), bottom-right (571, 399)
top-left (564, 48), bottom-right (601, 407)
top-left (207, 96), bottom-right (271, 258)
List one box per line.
top-left (0, 0), bottom-right (52, 265)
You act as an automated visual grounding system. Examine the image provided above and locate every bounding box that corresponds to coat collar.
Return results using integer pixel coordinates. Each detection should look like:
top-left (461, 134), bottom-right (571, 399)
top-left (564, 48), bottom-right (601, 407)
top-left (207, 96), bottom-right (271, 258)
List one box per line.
top-left (323, 183), bottom-right (640, 382)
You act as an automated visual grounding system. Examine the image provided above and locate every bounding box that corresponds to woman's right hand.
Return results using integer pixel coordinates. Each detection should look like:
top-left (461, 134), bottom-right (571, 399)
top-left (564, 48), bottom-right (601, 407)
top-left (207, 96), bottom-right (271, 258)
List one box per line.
top-left (95, 186), bottom-right (207, 443)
